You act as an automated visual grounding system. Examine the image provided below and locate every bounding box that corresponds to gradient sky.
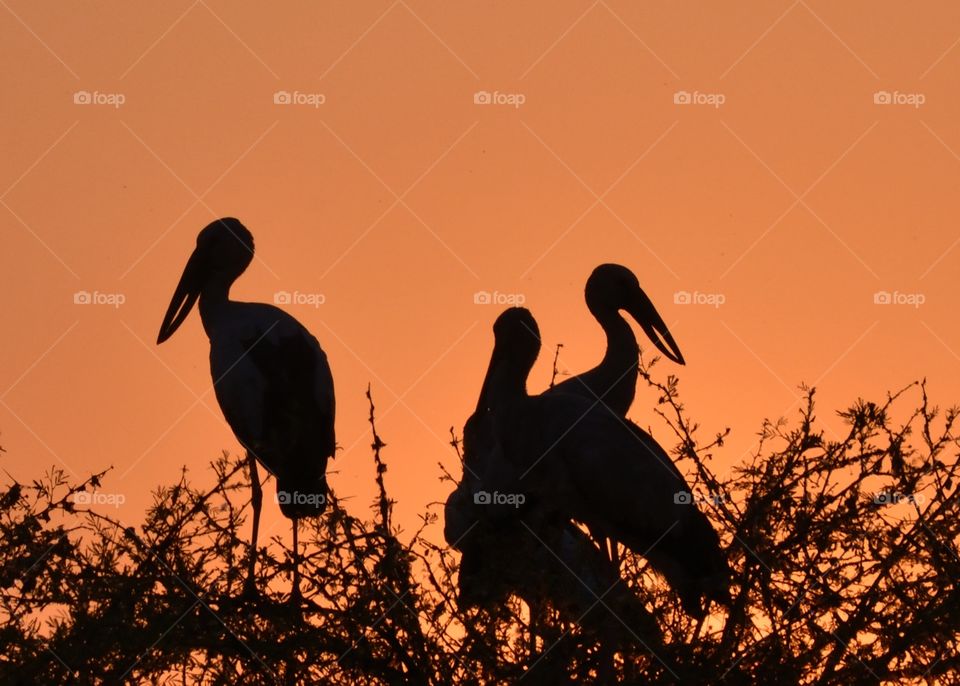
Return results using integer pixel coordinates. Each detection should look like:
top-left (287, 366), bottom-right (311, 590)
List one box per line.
top-left (2, 1), bottom-right (960, 546)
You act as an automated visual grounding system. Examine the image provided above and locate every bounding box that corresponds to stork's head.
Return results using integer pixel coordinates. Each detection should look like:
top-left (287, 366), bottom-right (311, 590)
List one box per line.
top-left (584, 263), bottom-right (685, 365)
top-left (475, 308), bottom-right (541, 412)
top-left (157, 218), bottom-right (255, 344)
top-left (492, 306), bottom-right (540, 362)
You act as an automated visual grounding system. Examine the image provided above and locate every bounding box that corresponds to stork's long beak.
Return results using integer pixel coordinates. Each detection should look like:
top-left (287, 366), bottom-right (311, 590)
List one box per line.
top-left (157, 249), bottom-right (204, 344)
top-left (627, 288), bottom-right (685, 365)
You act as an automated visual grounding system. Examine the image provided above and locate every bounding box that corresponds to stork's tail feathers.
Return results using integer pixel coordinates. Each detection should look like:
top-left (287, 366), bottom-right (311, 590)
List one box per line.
top-left (648, 512), bottom-right (731, 619)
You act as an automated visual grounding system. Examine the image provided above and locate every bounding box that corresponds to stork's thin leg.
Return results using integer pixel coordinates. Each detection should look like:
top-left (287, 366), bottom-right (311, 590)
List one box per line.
top-left (290, 519), bottom-right (302, 605)
top-left (243, 450), bottom-right (262, 599)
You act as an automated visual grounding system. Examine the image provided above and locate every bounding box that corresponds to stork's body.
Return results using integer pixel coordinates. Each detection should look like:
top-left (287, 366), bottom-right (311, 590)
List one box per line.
top-left (445, 268), bottom-right (686, 621)
top-left (203, 301), bottom-right (335, 505)
top-left (544, 264), bottom-right (684, 563)
top-left (157, 218), bottom-right (335, 600)
top-left (473, 308), bottom-right (728, 618)
top-left (444, 407), bottom-right (657, 636)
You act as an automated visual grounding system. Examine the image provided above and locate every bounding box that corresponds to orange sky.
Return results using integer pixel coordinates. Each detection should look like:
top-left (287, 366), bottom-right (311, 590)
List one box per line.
top-left (2, 1), bottom-right (960, 545)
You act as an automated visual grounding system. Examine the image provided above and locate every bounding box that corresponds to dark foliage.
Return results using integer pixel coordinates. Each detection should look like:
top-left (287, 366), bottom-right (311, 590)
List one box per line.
top-left (1, 362), bottom-right (959, 684)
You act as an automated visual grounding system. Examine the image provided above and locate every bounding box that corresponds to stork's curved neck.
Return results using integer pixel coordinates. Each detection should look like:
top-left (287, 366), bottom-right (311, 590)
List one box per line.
top-left (587, 307), bottom-right (639, 413)
top-left (595, 308), bottom-right (639, 365)
top-left (492, 362), bottom-right (530, 404)
top-left (481, 349), bottom-right (536, 412)
top-left (198, 277), bottom-right (238, 339)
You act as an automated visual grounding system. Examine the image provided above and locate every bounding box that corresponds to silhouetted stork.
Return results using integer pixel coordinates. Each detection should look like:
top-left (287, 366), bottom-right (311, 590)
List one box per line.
top-left (157, 217), bottom-right (335, 600)
top-left (472, 307), bottom-right (728, 618)
top-left (443, 356), bottom-right (659, 634)
top-left (547, 264), bottom-right (684, 415)
top-left (547, 264), bottom-right (684, 562)
top-left (443, 274), bottom-right (667, 617)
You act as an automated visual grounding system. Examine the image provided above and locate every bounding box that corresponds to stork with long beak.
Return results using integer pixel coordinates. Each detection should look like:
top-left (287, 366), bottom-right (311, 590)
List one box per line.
top-left (545, 264), bottom-right (684, 564)
top-left (547, 263), bottom-right (684, 415)
top-left (464, 307), bottom-right (728, 619)
top-left (157, 217), bottom-right (335, 601)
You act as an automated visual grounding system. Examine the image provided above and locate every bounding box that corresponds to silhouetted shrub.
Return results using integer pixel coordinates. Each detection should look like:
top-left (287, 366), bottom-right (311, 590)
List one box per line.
top-left (1, 363), bottom-right (958, 685)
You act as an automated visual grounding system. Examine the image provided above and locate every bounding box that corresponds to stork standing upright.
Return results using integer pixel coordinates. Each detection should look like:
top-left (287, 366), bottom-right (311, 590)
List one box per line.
top-left (474, 307), bottom-right (729, 618)
top-left (546, 264), bottom-right (685, 562)
top-left (156, 217), bottom-right (335, 600)
top-left (446, 268), bottom-right (686, 618)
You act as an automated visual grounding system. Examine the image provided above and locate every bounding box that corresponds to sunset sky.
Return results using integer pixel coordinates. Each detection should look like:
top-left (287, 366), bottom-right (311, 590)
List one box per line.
top-left (3, 1), bottom-right (960, 546)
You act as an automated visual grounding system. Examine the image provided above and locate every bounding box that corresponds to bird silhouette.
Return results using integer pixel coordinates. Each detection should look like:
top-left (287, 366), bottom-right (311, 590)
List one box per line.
top-left (464, 307), bottom-right (728, 619)
top-left (157, 217), bottom-right (335, 600)
top-left (446, 457), bottom-right (658, 640)
top-left (545, 263), bottom-right (685, 562)
top-left (547, 263), bottom-right (684, 414)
